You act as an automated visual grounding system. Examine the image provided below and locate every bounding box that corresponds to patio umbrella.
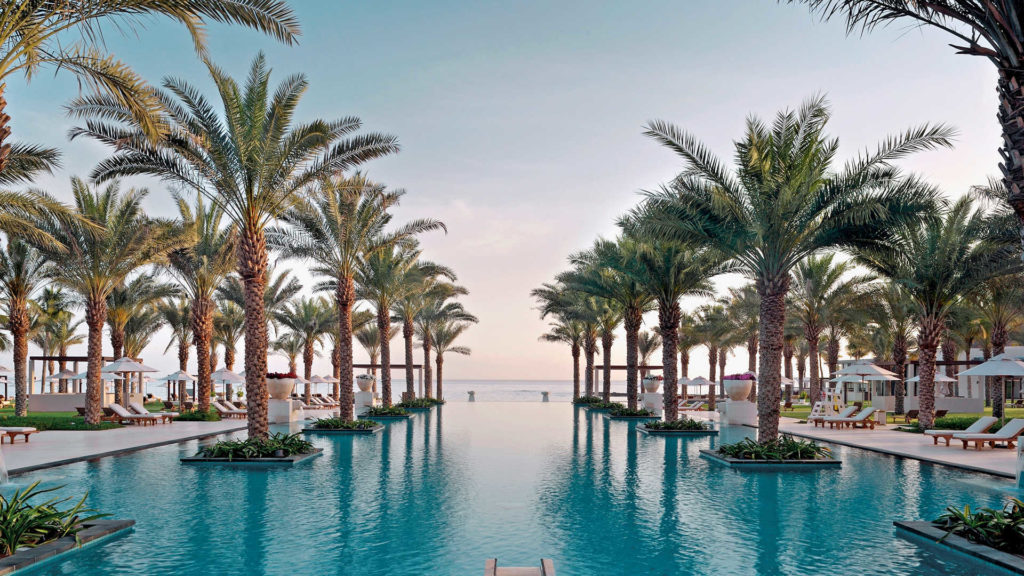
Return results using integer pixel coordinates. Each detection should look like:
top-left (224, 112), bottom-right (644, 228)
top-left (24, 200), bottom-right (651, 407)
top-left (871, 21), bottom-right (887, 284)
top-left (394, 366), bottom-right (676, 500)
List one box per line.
top-left (0, 365), bottom-right (11, 372)
top-left (835, 362), bottom-right (898, 378)
top-left (159, 370), bottom-right (196, 408)
top-left (210, 368), bottom-right (243, 383)
top-left (71, 371), bottom-right (123, 381)
top-left (906, 374), bottom-right (957, 383)
top-left (685, 376), bottom-right (715, 394)
top-left (45, 369), bottom-right (78, 381)
top-left (102, 357), bottom-right (159, 373)
top-left (829, 375), bottom-right (864, 383)
top-left (958, 357), bottom-right (1024, 377)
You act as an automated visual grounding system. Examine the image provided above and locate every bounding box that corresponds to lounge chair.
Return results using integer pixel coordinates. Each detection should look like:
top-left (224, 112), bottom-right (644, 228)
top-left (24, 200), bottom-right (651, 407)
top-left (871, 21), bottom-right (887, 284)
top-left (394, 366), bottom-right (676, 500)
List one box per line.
top-left (108, 403), bottom-right (160, 426)
top-left (825, 406), bottom-right (880, 430)
top-left (924, 416), bottom-right (998, 446)
top-left (212, 401), bottom-right (246, 419)
top-left (679, 400), bottom-right (704, 412)
top-left (935, 409), bottom-right (948, 419)
top-left (783, 401), bottom-right (793, 410)
top-left (903, 410), bottom-right (919, 423)
top-left (0, 427), bottom-right (38, 443)
top-left (954, 418), bottom-right (1024, 450)
top-left (811, 406), bottom-right (857, 428)
top-left (129, 401), bottom-right (177, 423)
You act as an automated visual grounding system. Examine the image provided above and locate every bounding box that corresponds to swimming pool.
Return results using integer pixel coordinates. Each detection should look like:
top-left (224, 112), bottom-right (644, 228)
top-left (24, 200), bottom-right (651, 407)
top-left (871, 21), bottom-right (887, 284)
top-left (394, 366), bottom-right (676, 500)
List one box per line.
top-left (5, 403), bottom-right (1015, 575)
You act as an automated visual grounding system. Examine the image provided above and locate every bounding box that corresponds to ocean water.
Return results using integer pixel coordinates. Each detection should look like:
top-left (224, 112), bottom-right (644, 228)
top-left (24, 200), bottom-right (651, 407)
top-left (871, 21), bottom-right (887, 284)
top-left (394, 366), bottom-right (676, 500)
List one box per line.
top-left (5, 402), bottom-right (1015, 576)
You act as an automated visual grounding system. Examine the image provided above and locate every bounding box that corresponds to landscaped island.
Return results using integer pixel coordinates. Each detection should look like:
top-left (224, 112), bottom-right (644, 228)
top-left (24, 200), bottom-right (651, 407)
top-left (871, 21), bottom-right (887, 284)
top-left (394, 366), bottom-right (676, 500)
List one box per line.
top-left (701, 436), bottom-right (840, 469)
top-left (181, 433), bottom-right (322, 465)
top-left (360, 406), bottom-right (412, 419)
top-left (639, 418), bottom-right (717, 436)
top-left (303, 417), bottom-right (383, 435)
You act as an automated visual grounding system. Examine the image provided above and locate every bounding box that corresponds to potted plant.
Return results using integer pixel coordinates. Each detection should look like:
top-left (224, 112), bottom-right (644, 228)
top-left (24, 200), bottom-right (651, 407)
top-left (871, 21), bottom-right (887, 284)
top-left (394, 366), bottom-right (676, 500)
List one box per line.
top-left (722, 372), bottom-right (756, 401)
top-left (642, 374), bottom-right (663, 393)
top-left (355, 373), bottom-right (375, 392)
top-left (266, 371), bottom-right (297, 400)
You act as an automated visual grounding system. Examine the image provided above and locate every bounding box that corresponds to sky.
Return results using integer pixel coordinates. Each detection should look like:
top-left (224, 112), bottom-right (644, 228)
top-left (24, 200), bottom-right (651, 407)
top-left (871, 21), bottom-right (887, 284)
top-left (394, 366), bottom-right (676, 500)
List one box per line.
top-left (0, 0), bottom-right (1001, 382)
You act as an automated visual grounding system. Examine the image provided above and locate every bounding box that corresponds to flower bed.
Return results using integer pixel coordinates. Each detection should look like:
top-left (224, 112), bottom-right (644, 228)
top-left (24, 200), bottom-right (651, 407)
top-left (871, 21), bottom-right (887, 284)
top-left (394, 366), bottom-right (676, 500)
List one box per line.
top-left (895, 507), bottom-right (1024, 575)
top-left (585, 401), bottom-right (622, 412)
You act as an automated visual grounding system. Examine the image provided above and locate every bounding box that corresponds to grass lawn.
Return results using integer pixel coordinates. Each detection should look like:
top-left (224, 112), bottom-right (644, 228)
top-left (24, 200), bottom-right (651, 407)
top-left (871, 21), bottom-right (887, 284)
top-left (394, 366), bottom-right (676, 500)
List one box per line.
top-left (0, 401), bottom-right (172, 431)
top-left (779, 404), bottom-right (1024, 424)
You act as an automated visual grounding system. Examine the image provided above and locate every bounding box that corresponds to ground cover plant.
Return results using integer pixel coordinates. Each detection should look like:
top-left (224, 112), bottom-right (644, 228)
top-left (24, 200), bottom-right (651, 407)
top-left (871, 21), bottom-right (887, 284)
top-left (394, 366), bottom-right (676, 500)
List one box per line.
top-left (0, 482), bottom-right (108, 558)
top-left (935, 498), bottom-right (1024, 555)
top-left (310, 418), bottom-right (379, 430)
top-left (363, 406), bottom-right (409, 417)
top-left (644, 418), bottom-right (710, 431)
top-left (716, 436), bottom-right (832, 460)
top-left (198, 433), bottom-right (314, 459)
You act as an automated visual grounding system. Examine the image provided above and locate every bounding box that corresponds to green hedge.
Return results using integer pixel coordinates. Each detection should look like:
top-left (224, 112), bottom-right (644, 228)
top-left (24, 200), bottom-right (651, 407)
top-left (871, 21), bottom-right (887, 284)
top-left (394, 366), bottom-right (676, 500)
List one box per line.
top-left (363, 406), bottom-right (409, 417)
top-left (173, 409), bottom-right (221, 422)
top-left (644, 418), bottom-right (710, 431)
top-left (0, 415), bottom-right (120, 431)
top-left (310, 418), bottom-right (379, 430)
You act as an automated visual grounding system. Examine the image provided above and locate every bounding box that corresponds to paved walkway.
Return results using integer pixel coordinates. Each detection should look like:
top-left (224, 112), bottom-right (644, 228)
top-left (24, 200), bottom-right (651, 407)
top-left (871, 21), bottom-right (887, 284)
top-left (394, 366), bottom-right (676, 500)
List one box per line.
top-left (779, 418), bottom-right (1018, 478)
top-left (1, 420), bottom-right (246, 475)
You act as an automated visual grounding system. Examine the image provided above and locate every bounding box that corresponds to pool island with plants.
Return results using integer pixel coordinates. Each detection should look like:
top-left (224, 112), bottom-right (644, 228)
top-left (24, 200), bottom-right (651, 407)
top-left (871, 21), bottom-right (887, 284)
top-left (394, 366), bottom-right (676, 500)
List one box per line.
top-left (359, 406), bottom-right (413, 420)
top-left (606, 405), bottom-right (659, 420)
top-left (639, 418), bottom-right (717, 436)
top-left (701, 436), bottom-right (840, 470)
top-left (303, 417), bottom-right (383, 435)
top-left (395, 398), bottom-right (445, 411)
top-left (181, 433), bottom-right (322, 466)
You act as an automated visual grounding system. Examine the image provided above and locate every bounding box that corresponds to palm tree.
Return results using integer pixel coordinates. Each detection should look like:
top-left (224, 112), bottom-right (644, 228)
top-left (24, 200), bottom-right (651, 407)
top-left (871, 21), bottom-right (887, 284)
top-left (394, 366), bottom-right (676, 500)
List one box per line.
top-left (122, 305), bottom-right (162, 400)
top-left (270, 175), bottom-right (444, 418)
top-left (791, 1), bottom-right (1024, 246)
top-left (431, 321), bottom-right (473, 400)
top-left (416, 293), bottom-right (475, 399)
top-left (0, 239), bottom-right (48, 415)
top-left (105, 272), bottom-right (177, 358)
top-left (392, 272), bottom-right (457, 402)
top-left (326, 308), bottom-right (374, 398)
top-left (560, 238), bottom-right (654, 410)
top-left (72, 55), bottom-right (399, 438)
top-left (213, 300), bottom-right (245, 371)
top-left (40, 303), bottom-right (84, 393)
top-left (543, 320), bottom-right (585, 399)
top-left (853, 197), bottom-right (1020, 428)
top-left (272, 332), bottom-right (303, 375)
top-left (594, 300), bottom-right (622, 401)
top-left (30, 179), bottom-right (180, 424)
top-left (164, 194), bottom-right (236, 412)
top-left (635, 97), bottom-right (949, 440)
top-left (217, 267), bottom-right (302, 334)
top-left (725, 284), bottom-right (760, 401)
top-left (864, 283), bottom-right (917, 414)
top-left (677, 312), bottom-right (701, 380)
top-left (355, 323), bottom-right (390, 376)
top-left (637, 331), bottom-right (661, 378)
top-left (695, 303), bottom-right (731, 409)
top-left (974, 275), bottom-right (1024, 418)
top-left (275, 296), bottom-right (333, 402)
top-left (159, 298), bottom-right (193, 371)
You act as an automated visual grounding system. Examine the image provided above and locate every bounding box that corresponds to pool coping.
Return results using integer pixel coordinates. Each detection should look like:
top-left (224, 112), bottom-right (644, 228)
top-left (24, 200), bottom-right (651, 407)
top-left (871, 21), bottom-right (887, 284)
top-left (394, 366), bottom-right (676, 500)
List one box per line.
top-left (0, 519), bottom-right (135, 575)
top-left (181, 448), bottom-right (323, 466)
top-left (6, 424), bottom-right (248, 476)
top-left (894, 521), bottom-right (1024, 574)
top-left (699, 449), bottom-right (842, 470)
top-left (781, 424), bottom-right (1015, 479)
top-left (302, 424), bottom-right (384, 435)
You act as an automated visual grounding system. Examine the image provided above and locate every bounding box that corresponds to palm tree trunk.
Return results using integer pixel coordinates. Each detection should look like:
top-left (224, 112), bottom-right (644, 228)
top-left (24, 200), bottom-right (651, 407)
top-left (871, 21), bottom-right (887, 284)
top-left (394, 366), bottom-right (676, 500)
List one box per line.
top-left (601, 332), bottom-right (612, 402)
top-left (378, 308), bottom-right (392, 407)
top-left (826, 337), bottom-right (839, 378)
top-left (336, 275), bottom-right (356, 420)
top-left (718, 352), bottom-right (726, 394)
top-left (783, 340), bottom-right (794, 403)
top-left (178, 343), bottom-right (189, 371)
top-left (893, 338), bottom-right (907, 415)
top-left (984, 341), bottom-right (993, 407)
top-left (302, 339), bottom-right (314, 404)
top-left (708, 345), bottom-right (718, 410)
top-left (997, 68), bottom-right (1024, 255)
top-left (435, 353), bottom-right (444, 400)
top-left (680, 349), bottom-right (689, 379)
top-left (58, 356), bottom-right (68, 394)
top-left (571, 343), bottom-right (581, 400)
top-left (84, 297), bottom-right (107, 425)
top-left (585, 338), bottom-right (597, 399)
top-left (624, 306), bottom-right (642, 411)
top-left (756, 278), bottom-right (788, 442)
top-left (0, 84), bottom-right (10, 174)
top-left (807, 333), bottom-right (821, 410)
top-left (917, 317), bottom-right (943, 429)
top-left (8, 303), bottom-right (28, 417)
top-left (331, 343), bottom-right (341, 400)
top-left (992, 324), bottom-right (1009, 420)
top-left (110, 328), bottom-right (124, 360)
top-left (422, 337), bottom-right (433, 398)
top-left (747, 335), bottom-right (758, 402)
top-left (660, 301), bottom-right (681, 421)
top-left (796, 349), bottom-right (806, 395)
top-left (192, 295), bottom-right (214, 412)
top-left (239, 225), bottom-right (269, 438)
top-left (403, 319), bottom-right (415, 401)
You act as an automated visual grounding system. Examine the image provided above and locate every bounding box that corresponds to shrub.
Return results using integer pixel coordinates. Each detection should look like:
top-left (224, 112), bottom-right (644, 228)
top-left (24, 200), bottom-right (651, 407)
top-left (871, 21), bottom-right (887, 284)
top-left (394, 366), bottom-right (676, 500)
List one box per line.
top-left (0, 482), bottom-right (108, 558)
top-left (573, 395), bottom-right (604, 405)
top-left (644, 418), bottom-right (710, 431)
top-left (608, 405), bottom-right (655, 417)
top-left (364, 406), bottom-right (409, 417)
top-left (198, 432), bottom-right (314, 460)
top-left (310, 418), bottom-right (379, 430)
top-left (717, 436), bottom-right (832, 461)
top-left (900, 416), bottom-right (1001, 434)
top-left (396, 398), bottom-right (444, 409)
top-left (0, 416), bottom-right (120, 431)
top-left (587, 401), bottom-right (623, 410)
top-left (935, 498), bottom-right (1024, 554)
top-left (174, 409), bottom-right (221, 422)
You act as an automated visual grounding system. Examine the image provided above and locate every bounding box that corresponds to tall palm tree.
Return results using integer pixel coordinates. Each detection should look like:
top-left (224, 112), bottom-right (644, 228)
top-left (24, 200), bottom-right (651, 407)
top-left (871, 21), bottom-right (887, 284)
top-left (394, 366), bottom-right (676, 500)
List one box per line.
top-left (355, 323), bottom-right (393, 377)
top-left (105, 272), bottom-right (177, 358)
top-left (696, 303), bottom-right (731, 409)
top-left (271, 175), bottom-right (444, 417)
top-left (416, 291), bottom-right (475, 399)
top-left (791, 1), bottom-right (1024, 246)
top-left (123, 305), bottom-right (162, 359)
top-left (864, 283), bottom-right (917, 414)
top-left (272, 332), bottom-right (303, 375)
top-left (635, 97), bottom-right (949, 440)
top-left (165, 194), bottom-right (236, 412)
top-left (430, 321), bottom-right (473, 401)
top-left (853, 197), bottom-right (1020, 428)
top-left (637, 331), bottom-right (661, 378)
top-left (326, 308), bottom-right (374, 398)
top-left (275, 296), bottom-right (333, 402)
top-left (0, 239), bottom-right (48, 415)
top-left (0, 1), bottom-right (298, 176)
top-left (213, 300), bottom-right (245, 371)
top-left (541, 320), bottom-right (585, 399)
top-left (40, 303), bottom-right (84, 393)
top-left (974, 274), bottom-right (1024, 418)
top-left (560, 238), bottom-right (654, 410)
top-left (392, 273), bottom-right (457, 402)
top-left (30, 179), bottom-right (181, 424)
top-left (217, 267), bottom-right (302, 335)
top-left (72, 54), bottom-right (399, 438)
top-left (159, 298), bottom-right (192, 372)
top-left (725, 284), bottom-right (760, 401)
top-left (677, 312), bottom-right (701, 380)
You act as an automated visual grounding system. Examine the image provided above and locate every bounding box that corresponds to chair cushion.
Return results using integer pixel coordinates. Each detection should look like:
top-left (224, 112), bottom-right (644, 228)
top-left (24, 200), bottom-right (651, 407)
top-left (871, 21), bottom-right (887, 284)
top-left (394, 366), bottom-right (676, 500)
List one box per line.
top-left (0, 427), bottom-right (37, 433)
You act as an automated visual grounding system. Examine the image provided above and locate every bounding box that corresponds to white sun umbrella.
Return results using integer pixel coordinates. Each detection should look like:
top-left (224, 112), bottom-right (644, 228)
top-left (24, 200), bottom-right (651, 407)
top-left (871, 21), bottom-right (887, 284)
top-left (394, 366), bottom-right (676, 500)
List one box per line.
top-left (102, 357), bottom-right (158, 373)
top-left (835, 362), bottom-right (898, 378)
top-left (210, 368), bottom-right (244, 383)
top-left (906, 373), bottom-right (957, 383)
top-left (686, 376), bottom-right (715, 394)
top-left (959, 357), bottom-right (1024, 377)
top-left (780, 376), bottom-right (796, 386)
top-left (0, 365), bottom-right (11, 373)
top-left (71, 371), bottom-right (122, 381)
top-left (45, 369), bottom-right (78, 381)
top-left (830, 374), bottom-right (864, 383)
top-left (158, 370), bottom-right (196, 383)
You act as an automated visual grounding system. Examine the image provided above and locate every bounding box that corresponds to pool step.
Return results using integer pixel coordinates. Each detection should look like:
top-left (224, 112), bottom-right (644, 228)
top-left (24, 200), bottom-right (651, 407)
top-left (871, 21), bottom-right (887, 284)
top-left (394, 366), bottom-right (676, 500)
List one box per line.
top-left (484, 558), bottom-right (555, 576)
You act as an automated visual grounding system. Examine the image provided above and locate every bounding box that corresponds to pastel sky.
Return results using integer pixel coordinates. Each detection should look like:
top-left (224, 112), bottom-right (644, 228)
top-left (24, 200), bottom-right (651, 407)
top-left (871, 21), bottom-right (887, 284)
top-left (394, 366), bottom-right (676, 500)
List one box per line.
top-left (2, 1), bottom-right (999, 382)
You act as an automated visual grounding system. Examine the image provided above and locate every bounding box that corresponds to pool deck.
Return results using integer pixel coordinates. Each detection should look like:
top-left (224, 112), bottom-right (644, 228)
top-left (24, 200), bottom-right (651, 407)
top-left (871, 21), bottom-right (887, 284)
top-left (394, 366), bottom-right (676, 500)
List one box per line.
top-left (1, 420), bottom-right (247, 475)
top-left (779, 418), bottom-right (1017, 479)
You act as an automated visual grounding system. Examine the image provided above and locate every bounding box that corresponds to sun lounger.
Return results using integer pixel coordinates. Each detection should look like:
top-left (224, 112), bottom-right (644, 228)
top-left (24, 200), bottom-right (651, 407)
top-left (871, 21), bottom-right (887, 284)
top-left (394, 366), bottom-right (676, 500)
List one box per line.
top-left (129, 402), bottom-right (178, 423)
top-left (811, 406), bottom-right (857, 427)
top-left (0, 427), bottom-right (38, 443)
top-left (903, 409), bottom-right (919, 423)
top-left (212, 401), bottom-right (246, 418)
top-left (934, 409), bottom-right (948, 419)
top-left (108, 403), bottom-right (160, 426)
top-left (825, 406), bottom-right (880, 430)
top-left (924, 416), bottom-right (998, 446)
top-left (679, 400), bottom-right (704, 411)
top-left (954, 418), bottom-right (1024, 450)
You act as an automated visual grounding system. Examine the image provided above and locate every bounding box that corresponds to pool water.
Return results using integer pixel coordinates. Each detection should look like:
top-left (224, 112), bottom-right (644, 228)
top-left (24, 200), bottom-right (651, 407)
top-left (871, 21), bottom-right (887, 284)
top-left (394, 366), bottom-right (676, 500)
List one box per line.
top-left (6, 403), bottom-right (1017, 575)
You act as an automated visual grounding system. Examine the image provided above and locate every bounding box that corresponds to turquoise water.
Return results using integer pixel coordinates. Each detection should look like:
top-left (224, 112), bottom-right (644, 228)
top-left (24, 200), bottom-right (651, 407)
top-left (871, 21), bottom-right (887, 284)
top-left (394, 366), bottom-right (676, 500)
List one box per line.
top-left (5, 403), bottom-right (1016, 575)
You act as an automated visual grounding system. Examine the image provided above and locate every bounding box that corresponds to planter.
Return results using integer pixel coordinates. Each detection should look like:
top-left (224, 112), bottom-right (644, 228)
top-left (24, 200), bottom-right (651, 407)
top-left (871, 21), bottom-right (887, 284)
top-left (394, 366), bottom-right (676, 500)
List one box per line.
top-left (699, 449), bottom-right (840, 470)
top-left (895, 521), bottom-right (1024, 575)
top-left (723, 379), bottom-right (753, 401)
top-left (303, 424), bottom-right (383, 435)
top-left (605, 413), bottom-right (660, 421)
top-left (355, 374), bottom-right (375, 392)
top-left (266, 377), bottom-right (295, 400)
top-left (642, 377), bottom-right (662, 393)
top-left (358, 413), bottom-right (413, 421)
top-left (181, 448), bottom-right (322, 466)
top-left (638, 423), bottom-right (718, 436)
top-left (0, 520), bottom-right (135, 576)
